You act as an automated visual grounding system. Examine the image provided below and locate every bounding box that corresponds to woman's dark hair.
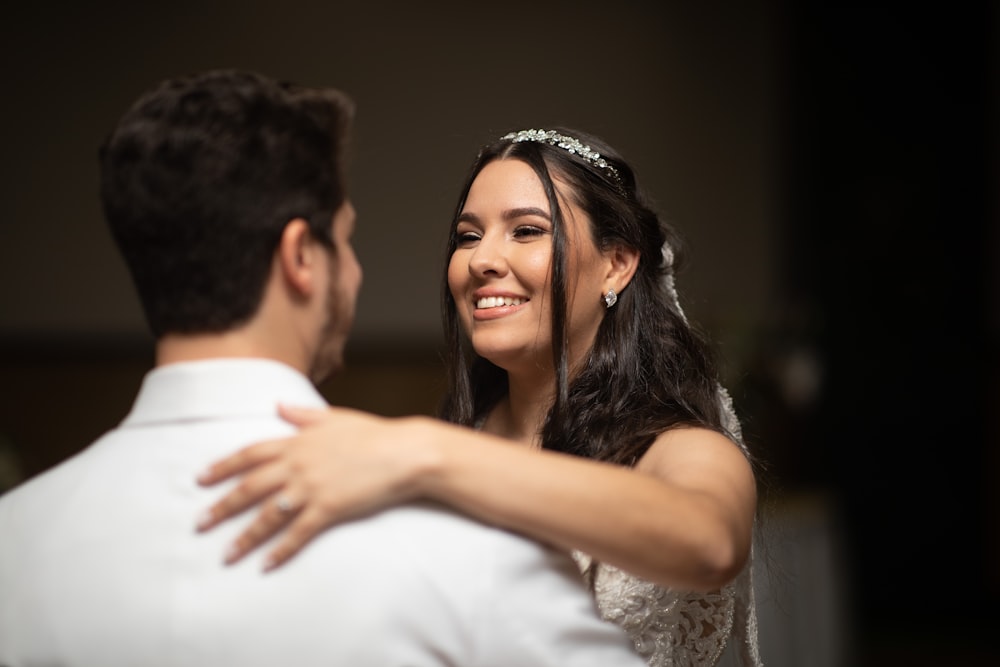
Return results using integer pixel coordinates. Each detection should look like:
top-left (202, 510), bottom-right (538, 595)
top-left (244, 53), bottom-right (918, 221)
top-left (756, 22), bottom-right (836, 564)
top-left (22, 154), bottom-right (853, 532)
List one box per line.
top-left (100, 69), bottom-right (354, 338)
top-left (439, 128), bottom-right (731, 466)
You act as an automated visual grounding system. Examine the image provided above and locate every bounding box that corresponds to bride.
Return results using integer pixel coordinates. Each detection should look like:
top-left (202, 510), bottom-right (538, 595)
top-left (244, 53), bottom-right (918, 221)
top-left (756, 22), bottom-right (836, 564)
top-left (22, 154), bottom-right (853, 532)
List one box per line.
top-left (198, 128), bottom-right (763, 666)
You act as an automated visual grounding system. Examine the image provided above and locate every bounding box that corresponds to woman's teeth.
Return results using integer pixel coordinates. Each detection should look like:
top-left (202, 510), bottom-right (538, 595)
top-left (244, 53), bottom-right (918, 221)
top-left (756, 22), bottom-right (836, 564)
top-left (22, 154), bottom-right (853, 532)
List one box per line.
top-left (476, 296), bottom-right (524, 309)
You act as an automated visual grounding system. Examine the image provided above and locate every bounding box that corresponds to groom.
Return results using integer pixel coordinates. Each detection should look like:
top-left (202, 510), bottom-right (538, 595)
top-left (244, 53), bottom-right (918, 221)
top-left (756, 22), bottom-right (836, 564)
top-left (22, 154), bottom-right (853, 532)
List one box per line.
top-left (0, 70), bottom-right (643, 666)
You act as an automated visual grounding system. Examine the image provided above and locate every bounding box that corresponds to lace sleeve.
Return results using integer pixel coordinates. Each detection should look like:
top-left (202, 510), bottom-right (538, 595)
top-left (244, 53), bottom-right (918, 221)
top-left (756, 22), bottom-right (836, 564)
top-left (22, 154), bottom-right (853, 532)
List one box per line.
top-left (573, 552), bottom-right (762, 667)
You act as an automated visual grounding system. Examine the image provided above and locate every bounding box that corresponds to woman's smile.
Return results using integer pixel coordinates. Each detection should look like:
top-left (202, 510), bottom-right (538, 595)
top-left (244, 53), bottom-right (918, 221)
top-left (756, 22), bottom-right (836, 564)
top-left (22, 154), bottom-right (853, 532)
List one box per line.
top-left (472, 290), bottom-right (530, 320)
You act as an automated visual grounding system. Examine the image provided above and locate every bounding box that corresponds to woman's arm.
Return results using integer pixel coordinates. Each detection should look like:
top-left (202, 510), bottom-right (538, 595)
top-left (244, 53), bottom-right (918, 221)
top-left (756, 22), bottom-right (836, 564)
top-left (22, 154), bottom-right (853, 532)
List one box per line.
top-left (197, 406), bottom-right (756, 592)
top-left (413, 417), bottom-right (756, 591)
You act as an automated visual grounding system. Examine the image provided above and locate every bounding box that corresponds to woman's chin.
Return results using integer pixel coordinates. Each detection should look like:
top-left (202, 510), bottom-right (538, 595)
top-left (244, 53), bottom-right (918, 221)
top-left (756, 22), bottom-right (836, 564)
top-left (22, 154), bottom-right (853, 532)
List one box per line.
top-left (474, 345), bottom-right (551, 376)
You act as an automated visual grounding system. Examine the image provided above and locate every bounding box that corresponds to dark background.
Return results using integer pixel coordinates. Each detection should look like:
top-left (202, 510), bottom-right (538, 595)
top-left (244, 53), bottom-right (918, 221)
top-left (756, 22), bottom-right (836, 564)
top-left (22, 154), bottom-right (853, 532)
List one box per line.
top-left (762, 2), bottom-right (997, 663)
top-left (0, 2), bottom-right (996, 664)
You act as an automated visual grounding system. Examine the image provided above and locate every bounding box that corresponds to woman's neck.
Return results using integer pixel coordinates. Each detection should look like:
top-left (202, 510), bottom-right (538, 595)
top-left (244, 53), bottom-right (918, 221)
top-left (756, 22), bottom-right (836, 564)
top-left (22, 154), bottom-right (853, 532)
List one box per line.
top-left (486, 371), bottom-right (555, 448)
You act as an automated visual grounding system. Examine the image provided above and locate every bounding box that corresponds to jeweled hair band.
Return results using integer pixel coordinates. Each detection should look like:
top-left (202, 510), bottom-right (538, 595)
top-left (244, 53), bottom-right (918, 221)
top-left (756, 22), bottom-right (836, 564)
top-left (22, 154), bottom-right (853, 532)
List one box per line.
top-left (501, 129), bottom-right (624, 191)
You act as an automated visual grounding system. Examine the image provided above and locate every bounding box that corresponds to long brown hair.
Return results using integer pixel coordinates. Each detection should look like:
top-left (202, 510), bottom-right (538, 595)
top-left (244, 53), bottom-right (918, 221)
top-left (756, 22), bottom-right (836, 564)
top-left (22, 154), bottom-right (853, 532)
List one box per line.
top-left (439, 128), bottom-right (729, 466)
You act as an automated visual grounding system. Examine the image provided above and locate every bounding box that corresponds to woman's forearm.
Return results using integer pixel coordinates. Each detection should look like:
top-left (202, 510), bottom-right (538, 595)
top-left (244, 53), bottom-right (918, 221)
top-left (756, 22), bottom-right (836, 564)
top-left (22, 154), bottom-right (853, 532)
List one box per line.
top-left (405, 417), bottom-right (756, 592)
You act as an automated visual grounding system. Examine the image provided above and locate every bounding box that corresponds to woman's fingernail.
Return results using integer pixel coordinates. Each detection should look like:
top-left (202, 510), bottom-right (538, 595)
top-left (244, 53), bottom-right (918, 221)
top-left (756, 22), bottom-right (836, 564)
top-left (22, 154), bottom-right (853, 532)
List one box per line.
top-left (196, 468), bottom-right (212, 484)
top-left (262, 555), bottom-right (277, 572)
top-left (224, 544), bottom-right (241, 564)
top-left (196, 511), bottom-right (213, 531)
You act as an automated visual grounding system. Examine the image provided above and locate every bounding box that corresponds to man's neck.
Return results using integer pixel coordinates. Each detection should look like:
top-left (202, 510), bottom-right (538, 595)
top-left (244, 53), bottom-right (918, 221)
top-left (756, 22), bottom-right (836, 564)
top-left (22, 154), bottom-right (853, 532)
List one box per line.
top-left (155, 330), bottom-right (306, 375)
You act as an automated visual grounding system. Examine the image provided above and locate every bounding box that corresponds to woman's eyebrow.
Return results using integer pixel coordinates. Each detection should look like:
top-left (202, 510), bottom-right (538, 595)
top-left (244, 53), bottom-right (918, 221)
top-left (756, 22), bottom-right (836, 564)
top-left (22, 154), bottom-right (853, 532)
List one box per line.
top-left (502, 206), bottom-right (551, 221)
top-left (457, 206), bottom-right (551, 225)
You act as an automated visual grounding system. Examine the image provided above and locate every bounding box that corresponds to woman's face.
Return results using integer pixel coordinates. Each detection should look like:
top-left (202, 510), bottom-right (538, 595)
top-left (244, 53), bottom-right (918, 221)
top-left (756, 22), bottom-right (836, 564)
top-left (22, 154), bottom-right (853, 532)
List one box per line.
top-left (447, 158), bottom-right (612, 378)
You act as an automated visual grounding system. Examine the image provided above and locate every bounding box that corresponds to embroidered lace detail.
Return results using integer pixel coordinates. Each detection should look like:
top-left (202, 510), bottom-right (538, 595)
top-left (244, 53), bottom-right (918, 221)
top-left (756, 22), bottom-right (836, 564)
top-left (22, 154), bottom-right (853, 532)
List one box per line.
top-left (573, 553), bottom-right (762, 667)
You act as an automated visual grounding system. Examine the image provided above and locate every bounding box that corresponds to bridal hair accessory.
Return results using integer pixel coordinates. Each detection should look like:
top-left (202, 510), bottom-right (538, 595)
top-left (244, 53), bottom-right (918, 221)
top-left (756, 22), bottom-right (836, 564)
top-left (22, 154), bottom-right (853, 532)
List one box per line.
top-left (661, 243), bottom-right (686, 325)
top-left (663, 233), bottom-right (759, 666)
top-left (659, 238), bottom-right (757, 664)
top-left (659, 240), bottom-right (743, 443)
top-left (603, 289), bottom-right (618, 308)
top-left (501, 129), bottom-right (624, 191)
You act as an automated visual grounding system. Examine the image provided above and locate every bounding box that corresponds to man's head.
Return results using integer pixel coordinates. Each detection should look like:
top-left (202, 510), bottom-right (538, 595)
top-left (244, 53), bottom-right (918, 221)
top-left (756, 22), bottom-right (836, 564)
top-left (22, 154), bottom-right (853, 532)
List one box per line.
top-left (100, 70), bottom-right (359, 380)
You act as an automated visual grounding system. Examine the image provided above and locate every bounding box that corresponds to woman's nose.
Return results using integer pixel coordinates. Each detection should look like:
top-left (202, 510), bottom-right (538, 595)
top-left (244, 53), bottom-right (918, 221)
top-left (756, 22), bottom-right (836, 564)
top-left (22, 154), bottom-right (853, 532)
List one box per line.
top-left (468, 234), bottom-right (508, 277)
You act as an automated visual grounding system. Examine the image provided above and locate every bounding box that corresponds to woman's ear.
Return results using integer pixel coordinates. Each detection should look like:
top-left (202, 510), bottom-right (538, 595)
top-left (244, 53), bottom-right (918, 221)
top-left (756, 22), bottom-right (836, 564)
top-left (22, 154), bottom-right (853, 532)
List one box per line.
top-left (604, 244), bottom-right (640, 295)
top-left (277, 219), bottom-right (320, 298)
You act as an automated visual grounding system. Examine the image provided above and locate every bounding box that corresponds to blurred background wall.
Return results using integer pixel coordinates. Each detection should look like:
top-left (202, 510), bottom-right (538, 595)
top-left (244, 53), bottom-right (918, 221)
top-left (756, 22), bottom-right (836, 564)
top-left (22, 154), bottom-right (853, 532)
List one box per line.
top-left (0, 1), bottom-right (995, 665)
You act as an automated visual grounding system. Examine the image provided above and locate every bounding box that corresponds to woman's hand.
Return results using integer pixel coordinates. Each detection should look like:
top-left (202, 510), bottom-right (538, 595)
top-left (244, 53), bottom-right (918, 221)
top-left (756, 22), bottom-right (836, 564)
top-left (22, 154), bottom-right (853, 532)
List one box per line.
top-left (196, 405), bottom-right (436, 570)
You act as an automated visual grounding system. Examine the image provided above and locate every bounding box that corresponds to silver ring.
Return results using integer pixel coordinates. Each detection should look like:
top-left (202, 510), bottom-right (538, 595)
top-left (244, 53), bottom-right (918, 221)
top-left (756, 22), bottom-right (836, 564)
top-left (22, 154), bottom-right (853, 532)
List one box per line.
top-left (274, 494), bottom-right (296, 514)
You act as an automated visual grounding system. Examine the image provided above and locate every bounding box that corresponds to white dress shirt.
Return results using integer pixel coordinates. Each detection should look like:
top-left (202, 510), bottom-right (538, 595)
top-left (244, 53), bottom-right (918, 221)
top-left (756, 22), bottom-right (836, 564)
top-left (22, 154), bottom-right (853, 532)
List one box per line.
top-left (0, 358), bottom-right (643, 667)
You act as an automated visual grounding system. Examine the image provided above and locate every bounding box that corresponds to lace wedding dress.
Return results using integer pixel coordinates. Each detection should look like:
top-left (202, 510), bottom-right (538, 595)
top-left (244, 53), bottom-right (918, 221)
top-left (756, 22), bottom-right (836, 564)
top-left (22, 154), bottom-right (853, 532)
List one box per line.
top-left (573, 552), bottom-right (762, 667)
top-left (571, 390), bottom-right (763, 666)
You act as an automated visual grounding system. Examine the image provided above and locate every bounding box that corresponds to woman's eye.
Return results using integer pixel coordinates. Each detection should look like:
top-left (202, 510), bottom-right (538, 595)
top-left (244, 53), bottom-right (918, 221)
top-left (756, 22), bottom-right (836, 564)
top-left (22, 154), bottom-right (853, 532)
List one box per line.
top-left (455, 231), bottom-right (481, 245)
top-left (513, 226), bottom-right (546, 239)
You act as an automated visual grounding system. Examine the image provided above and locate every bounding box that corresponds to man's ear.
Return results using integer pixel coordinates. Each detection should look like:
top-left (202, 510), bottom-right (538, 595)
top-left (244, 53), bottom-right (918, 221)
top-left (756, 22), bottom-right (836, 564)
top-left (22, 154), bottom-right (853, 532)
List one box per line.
top-left (277, 219), bottom-right (320, 298)
top-left (604, 243), bottom-right (640, 295)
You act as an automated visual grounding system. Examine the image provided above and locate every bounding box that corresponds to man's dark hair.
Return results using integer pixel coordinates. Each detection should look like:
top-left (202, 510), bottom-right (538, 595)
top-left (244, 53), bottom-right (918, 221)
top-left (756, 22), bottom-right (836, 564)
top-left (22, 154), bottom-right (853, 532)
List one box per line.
top-left (100, 69), bottom-right (354, 337)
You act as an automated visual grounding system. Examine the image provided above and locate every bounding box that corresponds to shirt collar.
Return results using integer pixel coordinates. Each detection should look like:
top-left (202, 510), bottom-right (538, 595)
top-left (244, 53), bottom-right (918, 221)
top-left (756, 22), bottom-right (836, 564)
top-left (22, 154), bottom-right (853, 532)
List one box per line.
top-left (120, 358), bottom-right (328, 427)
